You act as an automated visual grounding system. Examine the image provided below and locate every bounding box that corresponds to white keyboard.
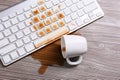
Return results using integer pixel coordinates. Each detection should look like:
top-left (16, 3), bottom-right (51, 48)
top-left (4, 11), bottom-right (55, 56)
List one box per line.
top-left (0, 0), bottom-right (104, 66)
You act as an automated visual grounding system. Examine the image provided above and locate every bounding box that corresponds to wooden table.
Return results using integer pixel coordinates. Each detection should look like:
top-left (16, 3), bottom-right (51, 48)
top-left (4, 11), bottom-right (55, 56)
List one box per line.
top-left (0, 0), bottom-right (120, 79)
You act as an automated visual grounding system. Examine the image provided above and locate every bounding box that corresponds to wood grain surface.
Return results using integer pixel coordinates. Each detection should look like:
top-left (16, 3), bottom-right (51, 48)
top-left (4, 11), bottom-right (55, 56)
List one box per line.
top-left (0, 0), bottom-right (120, 79)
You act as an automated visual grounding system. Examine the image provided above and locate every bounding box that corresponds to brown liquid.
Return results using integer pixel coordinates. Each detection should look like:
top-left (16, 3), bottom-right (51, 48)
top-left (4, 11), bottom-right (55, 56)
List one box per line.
top-left (37, 0), bottom-right (44, 4)
top-left (46, 10), bottom-right (52, 16)
top-left (32, 9), bottom-right (39, 15)
top-left (31, 41), bottom-right (65, 75)
top-left (38, 30), bottom-right (45, 37)
top-left (45, 19), bottom-right (51, 25)
top-left (40, 14), bottom-right (46, 19)
top-left (45, 27), bottom-right (51, 33)
top-left (29, 21), bottom-right (33, 25)
top-left (58, 20), bottom-right (65, 27)
top-left (40, 6), bottom-right (46, 11)
top-left (52, 17), bottom-right (57, 22)
top-left (32, 25), bottom-right (38, 31)
top-left (38, 22), bottom-right (44, 28)
top-left (32, 16), bottom-right (39, 23)
top-left (52, 24), bottom-right (58, 30)
top-left (58, 13), bottom-right (64, 19)
top-left (62, 47), bottom-right (66, 52)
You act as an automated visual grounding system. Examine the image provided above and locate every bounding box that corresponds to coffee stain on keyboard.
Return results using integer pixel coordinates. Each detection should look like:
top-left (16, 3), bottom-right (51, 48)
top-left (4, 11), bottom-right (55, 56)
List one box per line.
top-left (31, 41), bottom-right (65, 74)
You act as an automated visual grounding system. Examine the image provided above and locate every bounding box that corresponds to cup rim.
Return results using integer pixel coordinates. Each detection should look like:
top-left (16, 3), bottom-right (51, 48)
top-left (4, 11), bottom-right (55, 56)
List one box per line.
top-left (61, 35), bottom-right (67, 58)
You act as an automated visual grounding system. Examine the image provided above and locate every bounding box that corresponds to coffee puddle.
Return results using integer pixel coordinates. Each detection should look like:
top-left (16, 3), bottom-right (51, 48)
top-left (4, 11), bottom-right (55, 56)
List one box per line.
top-left (31, 41), bottom-right (65, 74)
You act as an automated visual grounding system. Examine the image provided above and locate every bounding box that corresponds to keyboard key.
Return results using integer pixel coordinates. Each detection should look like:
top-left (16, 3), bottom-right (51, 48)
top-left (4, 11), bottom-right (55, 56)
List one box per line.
top-left (0, 44), bottom-right (16, 55)
top-left (38, 29), bottom-right (45, 37)
top-left (17, 9), bottom-right (24, 15)
top-left (23, 28), bottom-right (31, 35)
top-left (16, 31), bottom-right (24, 39)
top-left (30, 33), bottom-right (38, 40)
top-left (93, 9), bottom-right (104, 17)
top-left (59, 2), bottom-right (66, 10)
top-left (38, 21), bottom-right (45, 28)
top-left (45, 1), bottom-right (53, 9)
top-left (0, 24), bottom-right (4, 31)
top-left (39, 5), bottom-right (46, 12)
top-left (3, 29), bottom-right (11, 36)
top-left (65, 0), bottom-right (72, 6)
top-left (77, 9), bottom-right (85, 17)
top-left (3, 21), bottom-right (12, 28)
top-left (25, 11), bottom-right (32, 18)
top-left (25, 19), bottom-right (32, 26)
top-left (81, 14), bottom-right (90, 23)
top-left (11, 17), bottom-right (18, 25)
top-left (44, 18), bottom-right (51, 25)
top-left (71, 0), bottom-right (79, 3)
top-left (83, 0), bottom-right (94, 5)
top-left (57, 12), bottom-right (65, 19)
top-left (18, 14), bottom-right (26, 21)
top-left (32, 16), bottom-right (40, 23)
top-left (71, 12), bottom-right (78, 20)
top-left (52, 5), bottom-right (60, 13)
top-left (2, 55), bottom-right (11, 63)
top-left (32, 8), bottom-right (39, 15)
top-left (0, 38), bottom-right (9, 48)
top-left (31, 25), bottom-right (38, 31)
top-left (76, 18), bottom-right (84, 26)
top-left (18, 23), bottom-right (26, 30)
top-left (51, 15), bottom-right (58, 22)
top-left (16, 40), bottom-right (24, 47)
top-left (23, 36), bottom-right (31, 43)
top-left (39, 13), bottom-right (46, 20)
top-left (67, 21), bottom-right (78, 31)
top-left (58, 20), bottom-right (65, 27)
top-left (46, 9), bottom-right (53, 17)
top-left (9, 35), bottom-right (17, 42)
top-left (25, 43), bottom-right (35, 52)
top-left (89, 12), bottom-right (97, 20)
top-left (70, 4), bottom-right (78, 12)
top-left (11, 26), bottom-right (18, 33)
top-left (64, 8), bottom-right (71, 15)
top-left (2, 16), bottom-right (9, 21)
top-left (84, 2), bottom-right (98, 13)
top-left (0, 32), bottom-right (4, 39)
top-left (31, 3), bottom-right (37, 8)
top-left (9, 13), bottom-right (16, 18)
top-left (18, 47), bottom-right (26, 56)
top-left (24, 6), bottom-right (31, 11)
top-left (52, 0), bottom-right (59, 5)
top-left (44, 26), bottom-right (52, 34)
top-left (64, 15), bottom-right (72, 23)
top-left (10, 51), bottom-right (19, 59)
top-left (77, 1), bottom-right (84, 9)
top-left (37, 0), bottom-right (45, 4)
top-left (51, 23), bottom-right (59, 30)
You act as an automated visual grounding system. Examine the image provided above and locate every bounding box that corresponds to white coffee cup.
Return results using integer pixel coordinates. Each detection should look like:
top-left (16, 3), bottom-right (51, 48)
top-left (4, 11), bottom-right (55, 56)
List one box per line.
top-left (61, 35), bottom-right (87, 65)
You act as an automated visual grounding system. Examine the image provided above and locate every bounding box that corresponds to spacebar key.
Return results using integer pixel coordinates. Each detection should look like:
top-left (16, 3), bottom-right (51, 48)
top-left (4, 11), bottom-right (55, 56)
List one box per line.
top-left (35, 26), bottom-right (69, 48)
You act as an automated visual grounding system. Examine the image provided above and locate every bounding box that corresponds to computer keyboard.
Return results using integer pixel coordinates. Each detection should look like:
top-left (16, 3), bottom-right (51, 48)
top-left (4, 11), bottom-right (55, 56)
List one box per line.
top-left (0, 0), bottom-right (104, 66)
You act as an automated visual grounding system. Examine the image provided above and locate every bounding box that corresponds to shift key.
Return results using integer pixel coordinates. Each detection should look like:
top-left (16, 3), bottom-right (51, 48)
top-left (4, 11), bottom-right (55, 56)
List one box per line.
top-left (0, 38), bottom-right (9, 48)
top-left (0, 44), bottom-right (16, 55)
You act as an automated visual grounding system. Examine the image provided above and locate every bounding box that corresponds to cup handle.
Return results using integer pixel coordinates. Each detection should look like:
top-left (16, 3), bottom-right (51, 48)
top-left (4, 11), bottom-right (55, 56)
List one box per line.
top-left (66, 56), bottom-right (83, 66)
